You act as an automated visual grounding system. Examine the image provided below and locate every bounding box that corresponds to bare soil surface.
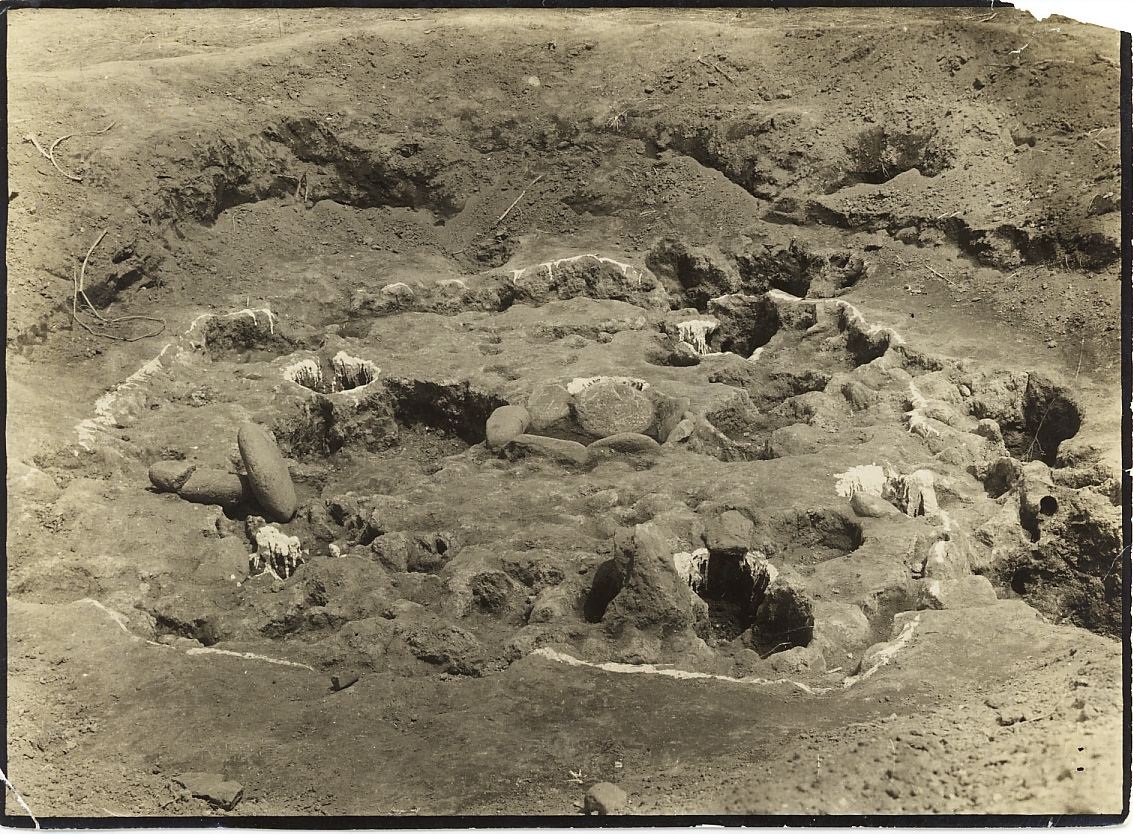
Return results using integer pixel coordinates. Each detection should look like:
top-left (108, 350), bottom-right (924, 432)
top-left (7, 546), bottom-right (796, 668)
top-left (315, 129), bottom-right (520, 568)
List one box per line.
top-left (5, 7), bottom-right (1126, 822)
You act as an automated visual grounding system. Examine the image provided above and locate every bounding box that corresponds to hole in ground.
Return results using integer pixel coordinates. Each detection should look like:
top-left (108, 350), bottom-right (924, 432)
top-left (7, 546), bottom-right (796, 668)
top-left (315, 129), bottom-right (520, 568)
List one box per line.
top-left (994, 376), bottom-right (1082, 466)
top-left (384, 378), bottom-right (509, 445)
top-left (698, 551), bottom-right (771, 643)
top-left (203, 316), bottom-right (295, 362)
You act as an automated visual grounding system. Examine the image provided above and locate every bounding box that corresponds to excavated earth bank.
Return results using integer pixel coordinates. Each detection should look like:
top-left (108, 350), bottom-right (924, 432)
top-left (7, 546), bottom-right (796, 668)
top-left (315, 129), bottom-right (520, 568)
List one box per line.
top-left (5, 7), bottom-right (1127, 820)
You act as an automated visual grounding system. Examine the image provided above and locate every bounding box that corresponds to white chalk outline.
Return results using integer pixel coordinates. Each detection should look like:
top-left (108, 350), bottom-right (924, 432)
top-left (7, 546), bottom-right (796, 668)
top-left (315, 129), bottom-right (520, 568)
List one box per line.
top-left (509, 254), bottom-right (644, 288)
top-left (82, 599), bottom-right (314, 671)
top-left (76, 307), bottom-right (277, 449)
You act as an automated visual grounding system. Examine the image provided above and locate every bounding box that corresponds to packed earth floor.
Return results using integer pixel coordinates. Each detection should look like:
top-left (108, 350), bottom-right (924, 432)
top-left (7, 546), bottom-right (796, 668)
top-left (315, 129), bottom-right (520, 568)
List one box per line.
top-left (5, 7), bottom-right (1127, 820)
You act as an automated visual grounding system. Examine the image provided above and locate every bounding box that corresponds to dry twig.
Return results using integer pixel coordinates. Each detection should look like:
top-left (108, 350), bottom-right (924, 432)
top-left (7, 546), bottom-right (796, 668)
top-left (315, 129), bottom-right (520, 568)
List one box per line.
top-left (493, 174), bottom-right (544, 227)
top-left (25, 121), bottom-right (116, 182)
top-left (925, 264), bottom-right (958, 287)
top-left (70, 229), bottom-right (166, 342)
top-left (697, 56), bottom-right (735, 84)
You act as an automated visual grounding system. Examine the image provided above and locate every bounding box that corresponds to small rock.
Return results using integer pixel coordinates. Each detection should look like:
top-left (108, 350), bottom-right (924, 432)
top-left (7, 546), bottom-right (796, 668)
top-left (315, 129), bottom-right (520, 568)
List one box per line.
top-left (371, 531), bottom-right (412, 573)
top-left (587, 432), bottom-right (661, 456)
top-left (380, 281), bottom-right (415, 307)
top-left (895, 227), bottom-right (919, 245)
top-left (919, 537), bottom-right (970, 580)
top-left (850, 491), bottom-right (903, 518)
top-left (841, 380), bottom-right (876, 412)
top-left (407, 532), bottom-right (458, 573)
top-left (704, 510), bottom-right (754, 556)
top-left (1019, 460), bottom-right (1058, 526)
top-left (173, 772), bottom-right (244, 811)
top-left (178, 469), bottom-right (253, 507)
top-left (148, 460), bottom-right (197, 493)
top-left (331, 671), bottom-right (360, 691)
top-left (768, 644), bottom-right (825, 675)
top-left (653, 394), bottom-right (692, 442)
top-left (485, 405), bottom-right (531, 452)
top-left (238, 423), bottom-right (298, 523)
top-left (573, 379), bottom-right (655, 438)
top-left (584, 781), bottom-right (628, 815)
top-left (975, 418), bottom-right (1004, 445)
top-left (252, 524), bottom-right (304, 579)
top-left (767, 423), bottom-right (823, 458)
top-left (505, 434), bottom-right (590, 466)
top-left (669, 341), bottom-right (701, 367)
top-left (526, 383), bottom-right (572, 431)
top-left (984, 455), bottom-right (1022, 497)
top-left (529, 584), bottom-right (573, 623)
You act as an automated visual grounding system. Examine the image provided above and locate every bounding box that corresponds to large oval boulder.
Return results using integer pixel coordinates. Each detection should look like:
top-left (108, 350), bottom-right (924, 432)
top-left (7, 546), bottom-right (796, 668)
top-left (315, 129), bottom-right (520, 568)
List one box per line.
top-left (237, 423), bottom-right (298, 523)
top-left (573, 380), bottom-right (655, 439)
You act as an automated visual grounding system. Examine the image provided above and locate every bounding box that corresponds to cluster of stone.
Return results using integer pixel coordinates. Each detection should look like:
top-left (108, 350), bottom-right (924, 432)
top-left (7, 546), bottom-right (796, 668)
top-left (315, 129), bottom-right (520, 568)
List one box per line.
top-left (148, 423), bottom-right (298, 522)
top-left (484, 377), bottom-right (693, 467)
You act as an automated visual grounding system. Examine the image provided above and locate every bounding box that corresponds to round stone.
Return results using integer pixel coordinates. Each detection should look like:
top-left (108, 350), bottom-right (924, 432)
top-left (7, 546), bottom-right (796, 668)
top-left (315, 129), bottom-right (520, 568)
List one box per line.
top-left (237, 423), bottom-right (298, 523)
top-left (485, 405), bottom-right (531, 452)
top-left (148, 461), bottom-right (197, 493)
top-left (573, 380), bottom-right (655, 439)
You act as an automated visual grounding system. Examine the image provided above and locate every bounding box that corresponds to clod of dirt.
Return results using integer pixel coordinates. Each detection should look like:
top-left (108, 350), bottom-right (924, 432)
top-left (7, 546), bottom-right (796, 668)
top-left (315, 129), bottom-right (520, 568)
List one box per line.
top-left (584, 782), bottom-right (628, 815)
top-left (173, 772), bottom-right (244, 812)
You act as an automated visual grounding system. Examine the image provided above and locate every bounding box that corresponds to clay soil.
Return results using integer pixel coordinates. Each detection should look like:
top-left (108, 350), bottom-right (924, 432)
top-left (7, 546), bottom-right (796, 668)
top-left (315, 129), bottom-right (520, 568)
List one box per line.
top-left (5, 7), bottom-right (1128, 823)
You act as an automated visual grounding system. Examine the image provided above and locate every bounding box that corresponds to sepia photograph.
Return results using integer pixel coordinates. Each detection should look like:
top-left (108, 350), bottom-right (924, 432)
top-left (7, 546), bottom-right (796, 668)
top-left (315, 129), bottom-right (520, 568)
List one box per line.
top-left (5, 2), bottom-right (1128, 824)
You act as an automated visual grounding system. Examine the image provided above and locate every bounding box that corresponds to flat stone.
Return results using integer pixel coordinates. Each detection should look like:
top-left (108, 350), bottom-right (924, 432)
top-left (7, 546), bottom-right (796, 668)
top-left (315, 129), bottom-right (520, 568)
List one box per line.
top-left (148, 460), bottom-right (197, 493)
top-left (505, 434), bottom-right (589, 466)
top-left (173, 772), bottom-right (244, 811)
top-left (238, 423), bottom-right (298, 523)
top-left (178, 469), bottom-right (253, 507)
top-left (767, 423), bottom-right (823, 458)
top-left (850, 491), bottom-right (903, 518)
top-left (584, 781), bottom-right (628, 815)
top-left (919, 575), bottom-right (998, 610)
top-left (573, 380), bottom-right (655, 438)
top-left (485, 404), bottom-right (531, 451)
top-left (526, 383), bottom-right (572, 431)
top-left (704, 510), bottom-right (754, 556)
top-left (664, 418), bottom-right (696, 445)
top-left (587, 432), bottom-right (661, 455)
